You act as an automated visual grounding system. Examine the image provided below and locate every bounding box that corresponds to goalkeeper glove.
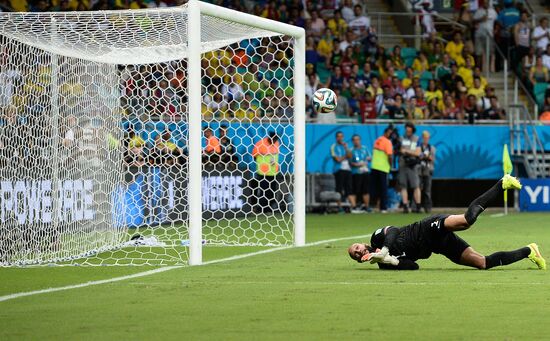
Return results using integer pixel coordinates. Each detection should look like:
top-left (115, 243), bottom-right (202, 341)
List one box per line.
top-left (367, 247), bottom-right (400, 266)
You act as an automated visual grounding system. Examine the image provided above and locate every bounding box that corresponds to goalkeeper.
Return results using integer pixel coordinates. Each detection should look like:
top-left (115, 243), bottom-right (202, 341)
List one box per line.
top-left (348, 175), bottom-right (547, 270)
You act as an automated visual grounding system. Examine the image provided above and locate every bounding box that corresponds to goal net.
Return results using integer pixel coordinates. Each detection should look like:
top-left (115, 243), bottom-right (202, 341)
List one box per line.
top-left (0, 2), bottom-right (305, 266)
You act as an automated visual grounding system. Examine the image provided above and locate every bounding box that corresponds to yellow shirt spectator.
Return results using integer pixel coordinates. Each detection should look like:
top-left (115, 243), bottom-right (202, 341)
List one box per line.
top-left (203, 50), bottom-right (232, 79)
top-left (10, 0), bottom-right (28, 11)
top-left (412, 58), bottom-right (430, 73)
top-left (129, 135), bottom-right (146, 149)
top-left (458, 66), bottom-right (473, 89)
top-left (455, 53), bottom-right (475, 68)
top-left (327, 17), bottom-right (347, 37)
top-left (445, 40), bottom-right (464, 63)
top-left (467, 86), bottom-right (486, 100)
top-left (425, 89), bottom-right (443, 103)
top-left (317, 37), bottom-right (334, 59)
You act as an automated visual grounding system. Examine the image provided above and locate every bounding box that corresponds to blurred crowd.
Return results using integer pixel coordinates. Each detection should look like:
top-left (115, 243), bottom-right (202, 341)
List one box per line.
top-left (2, 0), bottom-right (550, 124)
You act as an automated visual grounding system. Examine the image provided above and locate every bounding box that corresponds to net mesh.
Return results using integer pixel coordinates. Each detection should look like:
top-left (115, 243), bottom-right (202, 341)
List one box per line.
top-left (0, 5), bottom-right (296, 266)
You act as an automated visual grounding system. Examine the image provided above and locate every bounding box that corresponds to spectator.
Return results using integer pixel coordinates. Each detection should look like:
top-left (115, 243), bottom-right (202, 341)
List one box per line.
top-left (473, 1), bottom-right (497, 71)
top-left (62, 115), bottom-right (78, 150)
top-left (340, 0), bottom-right (355, 23)
top-left (398, 122), bottom-right (421, 213)
top-left (317, 28), bottom-right (334, 61)
top-left (540, 110), bottom-right (550, 122)
top-left (412, 51), bottom-right (430, 73)
top-left (425, 79), bottom-right (443, 104)
top-left (370, 126), bottom-right (393, 213)
top-left (330, 131), bottom-right (352, 211)
top-left (428, 41), bottom-right (444, 68)
top-left (310, 10), bottom-right (325, 37)
top-left (305, 73), bottom-right (320, 99)
top-left (529, 56), bottom-right (549, 85)
top-left (435, 54), bottom-right (452, 79)
top-left (464, 94), bottom-right (482, 124)
top-left (391, 76), bottom-right (406, 96)
top-left (458, 57), bottom-right (474, 88)
top-left (367, 76), bottom-right (383, 99)
top-left (221, 75), bottom-right (244, 103)
top-left (327, 65), bottom-right (344, 90)
top-left (541, 45), bottom-right (550, 70)
top-left (305, 36), bottom-right (321, 66)
top-left (467, 76), bottom-right (486, 100)
top-left (543, 93), bottom-right (550, 113)
top-left (496, 0), bottom-right (520, 60)
top-left (132, 0), bottom-right (151, 9)
top-left (218, 123), bottom-right (237, 169)
top-left (496, 0), bottom-right (520, 31)
top-left (348, 4), bottom-right (370, 37)
top-left (148, 0), bottom-right (168, 8)
top-left (478, 86), bottom-right (496, 112)
top-left (252, 131), bottom-right (280, 213)
top-left (533, 17), bottom-right (550, 53)
top-left (149, 130), bottom-right (181, 166)
top-left (401, 67), bottom-right (416, 90)
top-left (419, 2), bottom-right (436, 36)
top-left (445, 31), bottom-right (464, 64)
top-left (389, 45), bottom-right (405, 70)
top-left (389, 94), bottom-right (407, 120)
top-left (481, 96), bottom-right (506, 120)
top-left (418, 130), bottom-right (435, 213)
top-left (514, 11), bottom-right (531, 68)
top-left (328, 39), bottom-right (343, 66)
top-left (327, 9), bottom-right (347, 37)
top-left (205, 93), bottom-right (228, 119)
top-left (375, 84), bottom-right (392, 117)
top-left (124, 127), bottom-right (146, 167)
top-left (472, 66), bottom-right (488, 89)
top-left (340, 46), bottom-right (356, 78)
top-left (349, 134), bottom-right (371, 213)
top-left (361, 91), bottom-right (377, 121)
top-left (406, 96), bottom-right (425, 120)
top-left (261, 1), bottom-right (279, 20)
top-left (441, 63), bottom-right (464, 93)
top-left (441, 94), bottom-right (461, 120)
top-left (339, 30), bottom-right (355, 53)
top-left (203, 127), bottom-right (221, 165)
top-left (426, 98), bottom-right (443, 119)
top-left (334, 88), bottom-right (352, 118)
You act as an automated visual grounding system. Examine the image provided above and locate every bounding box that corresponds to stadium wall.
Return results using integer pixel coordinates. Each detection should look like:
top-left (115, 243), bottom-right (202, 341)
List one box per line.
top-left (125, 121), bottom-right (550, 179)
top-left (306, 124), bottom-right (550, 179)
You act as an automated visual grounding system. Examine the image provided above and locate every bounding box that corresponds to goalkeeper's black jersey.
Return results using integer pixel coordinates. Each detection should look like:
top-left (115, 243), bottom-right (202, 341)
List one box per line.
top-left (370, 215), bottom-right (450, 261)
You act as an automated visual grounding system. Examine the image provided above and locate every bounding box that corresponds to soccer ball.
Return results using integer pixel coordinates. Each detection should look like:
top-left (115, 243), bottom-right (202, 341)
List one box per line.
top-left (312, 88), bottom-right (337, 114)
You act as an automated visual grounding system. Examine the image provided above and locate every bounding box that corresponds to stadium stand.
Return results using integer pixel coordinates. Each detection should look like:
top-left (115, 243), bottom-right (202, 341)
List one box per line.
top-left (2, 0), bottom-right (550, 124)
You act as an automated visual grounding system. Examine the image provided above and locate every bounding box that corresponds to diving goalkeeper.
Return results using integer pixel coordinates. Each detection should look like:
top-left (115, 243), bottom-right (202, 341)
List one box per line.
top-left (348, 175), bottom-right (546, 270)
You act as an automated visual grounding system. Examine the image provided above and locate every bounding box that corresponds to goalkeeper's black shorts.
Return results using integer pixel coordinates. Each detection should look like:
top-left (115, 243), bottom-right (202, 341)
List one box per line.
top-left (424, 214), bottom-right (470, 264)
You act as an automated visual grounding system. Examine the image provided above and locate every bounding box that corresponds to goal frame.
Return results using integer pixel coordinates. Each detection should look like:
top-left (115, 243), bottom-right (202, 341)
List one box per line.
top-left (187, 0), bottom-right (306, 265)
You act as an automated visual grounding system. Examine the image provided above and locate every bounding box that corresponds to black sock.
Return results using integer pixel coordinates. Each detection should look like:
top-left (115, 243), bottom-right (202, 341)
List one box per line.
top-left (465, 180), bottom-right (503, 225)
top-left (485, 247), bottom-right (531, 269)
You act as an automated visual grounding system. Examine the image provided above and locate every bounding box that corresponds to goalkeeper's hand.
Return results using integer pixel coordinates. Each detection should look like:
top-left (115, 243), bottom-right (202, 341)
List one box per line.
top-left (365, 247), bottom-right (400, 266)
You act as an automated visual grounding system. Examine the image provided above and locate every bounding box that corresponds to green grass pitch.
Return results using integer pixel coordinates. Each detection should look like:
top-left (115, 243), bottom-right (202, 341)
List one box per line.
top-left (1, 212), bottom-right (549, 340)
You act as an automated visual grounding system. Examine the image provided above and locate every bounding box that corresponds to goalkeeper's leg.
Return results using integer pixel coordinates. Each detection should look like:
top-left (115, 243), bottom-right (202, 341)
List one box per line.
top-left (459, 245), bottom-right (545, 270)
top-left (443, 175), bottom-right (522, 232)
top-left (464, 174), bottom-right (521, 226)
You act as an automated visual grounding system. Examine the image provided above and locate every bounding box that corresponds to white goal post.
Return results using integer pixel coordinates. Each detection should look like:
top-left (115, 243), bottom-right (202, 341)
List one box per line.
top-left (187, 0), bottom-right (306, 265)
top-left (0, 0), bottom-right (305, 266)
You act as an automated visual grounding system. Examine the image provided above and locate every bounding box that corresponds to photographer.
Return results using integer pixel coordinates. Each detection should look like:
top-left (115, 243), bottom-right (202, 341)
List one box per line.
top-left (419, 131), bottom-right (436, 213)
top-left (398, 122), bottom-right (421, 213)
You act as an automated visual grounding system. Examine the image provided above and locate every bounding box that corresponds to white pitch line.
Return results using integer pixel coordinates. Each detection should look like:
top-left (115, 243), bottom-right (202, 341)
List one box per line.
top-left (0, 234), bottom-right (371, 303)
top-left (175, 280), bottom-right (550, 286)
top-left (0, 266), bottom-right (182, 303)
